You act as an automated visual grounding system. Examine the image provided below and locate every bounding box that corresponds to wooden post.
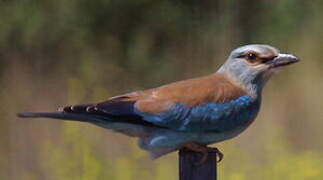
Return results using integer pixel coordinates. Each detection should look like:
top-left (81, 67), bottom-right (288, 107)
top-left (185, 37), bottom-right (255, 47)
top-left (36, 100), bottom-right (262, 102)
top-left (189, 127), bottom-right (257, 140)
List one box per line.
top-left (179, 148), bottom-right (217, 180)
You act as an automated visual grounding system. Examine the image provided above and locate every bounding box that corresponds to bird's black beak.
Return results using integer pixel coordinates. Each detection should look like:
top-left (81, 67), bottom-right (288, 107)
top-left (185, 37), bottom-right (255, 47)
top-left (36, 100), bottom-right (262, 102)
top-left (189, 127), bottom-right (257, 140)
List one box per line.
top-left (269, 54), bottom-right (300, 68)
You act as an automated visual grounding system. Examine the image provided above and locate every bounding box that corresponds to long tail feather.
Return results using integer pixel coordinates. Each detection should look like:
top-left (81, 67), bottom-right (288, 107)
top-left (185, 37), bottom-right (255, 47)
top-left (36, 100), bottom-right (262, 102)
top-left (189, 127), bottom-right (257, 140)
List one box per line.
top-left (17, 112), bottom-right (103, 122)
top-left (18, 112), bottom-right (152, 138)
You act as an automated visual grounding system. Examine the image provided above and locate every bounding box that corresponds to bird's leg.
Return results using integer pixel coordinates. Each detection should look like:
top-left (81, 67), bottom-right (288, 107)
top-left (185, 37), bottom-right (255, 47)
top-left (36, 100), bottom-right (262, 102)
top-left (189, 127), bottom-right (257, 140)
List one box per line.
top-left (182, 143), bottom-right (224, 165)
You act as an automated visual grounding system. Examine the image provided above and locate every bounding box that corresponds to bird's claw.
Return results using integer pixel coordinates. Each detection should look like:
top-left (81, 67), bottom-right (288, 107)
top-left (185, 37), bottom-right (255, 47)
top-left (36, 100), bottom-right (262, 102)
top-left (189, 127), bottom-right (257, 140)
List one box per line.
top-left (183, 143), bottom-right (224, 165)
top-left (213, 147), bottom-right (224, 163)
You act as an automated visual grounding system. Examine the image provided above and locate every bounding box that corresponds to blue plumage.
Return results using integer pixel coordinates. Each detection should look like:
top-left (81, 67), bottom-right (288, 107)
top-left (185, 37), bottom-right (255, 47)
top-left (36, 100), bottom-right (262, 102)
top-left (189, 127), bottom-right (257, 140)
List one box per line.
top-left (17, 44), bottom-right (300, 161)
top-left (136, 95), bottom-right (260, 132)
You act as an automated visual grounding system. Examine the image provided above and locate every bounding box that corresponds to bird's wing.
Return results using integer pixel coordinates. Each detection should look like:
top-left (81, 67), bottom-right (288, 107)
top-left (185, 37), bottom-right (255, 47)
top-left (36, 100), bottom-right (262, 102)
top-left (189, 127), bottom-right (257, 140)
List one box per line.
top-left (64, 73), bottom-right (254, 132)
top-left (132, 73), bottom-right (258, 132)
top-left (21, 73), bottom-right (256, 133)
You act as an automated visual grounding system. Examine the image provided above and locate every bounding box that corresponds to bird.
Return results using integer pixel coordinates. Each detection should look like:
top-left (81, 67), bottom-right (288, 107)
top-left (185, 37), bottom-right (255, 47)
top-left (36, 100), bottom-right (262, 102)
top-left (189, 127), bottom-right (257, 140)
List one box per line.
top-left (18, 44), bottom-right (300, 164)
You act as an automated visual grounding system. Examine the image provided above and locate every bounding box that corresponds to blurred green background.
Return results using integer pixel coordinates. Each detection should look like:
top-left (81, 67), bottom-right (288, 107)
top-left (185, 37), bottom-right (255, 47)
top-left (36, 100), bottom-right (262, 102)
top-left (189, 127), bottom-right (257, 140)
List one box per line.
top-left (2, 0), bottom-right (323, 179)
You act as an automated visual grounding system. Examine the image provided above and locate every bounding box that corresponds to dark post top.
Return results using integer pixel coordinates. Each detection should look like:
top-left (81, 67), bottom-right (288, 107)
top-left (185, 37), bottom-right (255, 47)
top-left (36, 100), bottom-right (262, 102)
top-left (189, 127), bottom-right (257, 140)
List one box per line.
top-left (179, 148), bottom-right (217, 180)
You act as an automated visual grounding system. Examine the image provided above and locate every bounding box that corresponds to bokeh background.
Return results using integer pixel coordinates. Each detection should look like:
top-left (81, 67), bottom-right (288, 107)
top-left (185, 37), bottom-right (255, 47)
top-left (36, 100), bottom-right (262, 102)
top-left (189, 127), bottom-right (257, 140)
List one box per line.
top-left (2, 0), bottom-right (323, 179)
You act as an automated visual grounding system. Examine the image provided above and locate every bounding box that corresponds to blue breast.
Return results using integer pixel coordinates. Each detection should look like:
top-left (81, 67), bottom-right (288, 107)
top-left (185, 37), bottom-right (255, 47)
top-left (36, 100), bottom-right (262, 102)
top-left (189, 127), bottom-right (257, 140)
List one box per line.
top-left (136, 95), bottom-right (261, 132)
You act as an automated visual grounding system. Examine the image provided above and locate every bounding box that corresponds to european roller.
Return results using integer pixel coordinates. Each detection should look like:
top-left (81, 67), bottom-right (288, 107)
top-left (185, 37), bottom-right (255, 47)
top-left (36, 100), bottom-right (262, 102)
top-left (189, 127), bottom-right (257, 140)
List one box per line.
top-left (18, 44), bottom-right (300, 163)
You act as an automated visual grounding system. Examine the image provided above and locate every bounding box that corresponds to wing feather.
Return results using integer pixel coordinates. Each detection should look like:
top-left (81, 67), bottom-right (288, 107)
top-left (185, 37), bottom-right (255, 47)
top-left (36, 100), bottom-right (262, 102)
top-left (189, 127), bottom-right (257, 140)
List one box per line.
top-left (20, 73), bottom-right (254, 133)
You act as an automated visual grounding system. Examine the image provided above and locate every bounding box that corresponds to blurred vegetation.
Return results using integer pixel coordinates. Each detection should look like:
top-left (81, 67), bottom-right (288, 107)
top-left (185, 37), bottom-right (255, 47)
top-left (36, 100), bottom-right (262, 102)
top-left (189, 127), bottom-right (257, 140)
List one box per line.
top-left (2, 0), bottom-right (323, 179)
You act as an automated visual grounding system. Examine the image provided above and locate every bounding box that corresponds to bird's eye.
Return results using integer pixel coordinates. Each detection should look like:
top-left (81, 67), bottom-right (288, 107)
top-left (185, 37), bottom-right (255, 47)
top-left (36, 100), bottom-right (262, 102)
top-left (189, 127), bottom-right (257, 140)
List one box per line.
top-left (245, 53), bottom-right (258, 63)
top-left (237, 53), bottom-right (258, 63)
top-left (247, 53), bottom-right (257, 60)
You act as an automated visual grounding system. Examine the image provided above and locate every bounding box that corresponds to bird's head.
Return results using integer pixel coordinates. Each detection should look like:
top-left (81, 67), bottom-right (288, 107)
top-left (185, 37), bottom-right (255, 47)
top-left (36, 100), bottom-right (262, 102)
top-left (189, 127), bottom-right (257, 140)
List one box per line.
top-left (218, 44), bottom-right (300, 97)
